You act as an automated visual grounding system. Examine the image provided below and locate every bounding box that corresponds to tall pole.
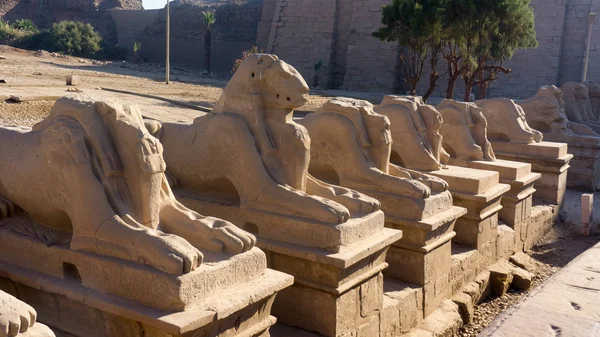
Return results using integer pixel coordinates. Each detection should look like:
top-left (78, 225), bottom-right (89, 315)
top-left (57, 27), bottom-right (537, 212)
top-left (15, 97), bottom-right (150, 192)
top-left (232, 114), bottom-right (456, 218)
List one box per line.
top-left (583, 12), bottom-right (597, 82)
top-left (166, 0), bottom-right (170, 84)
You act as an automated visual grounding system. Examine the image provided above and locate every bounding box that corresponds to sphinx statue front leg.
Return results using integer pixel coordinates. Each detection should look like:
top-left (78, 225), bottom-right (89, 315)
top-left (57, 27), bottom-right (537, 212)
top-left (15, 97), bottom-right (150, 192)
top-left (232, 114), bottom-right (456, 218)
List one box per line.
top-left (389, 164), bottom-right (449, 192)
top-left (159, 199), bottom-right (256, 254)
top-left (306, 175), bottom-right (380, 214)
top-left (41, 118), bottom-right (203, 275)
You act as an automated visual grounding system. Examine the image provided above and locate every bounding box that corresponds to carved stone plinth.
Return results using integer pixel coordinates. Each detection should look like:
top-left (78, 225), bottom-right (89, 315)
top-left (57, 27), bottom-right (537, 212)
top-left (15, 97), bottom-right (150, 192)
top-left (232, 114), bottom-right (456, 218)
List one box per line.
top-left (179, 197), bottom-right (401, 337)
top-left (0, 217), bottom-right (292, 337)
top-left (492, 141), bottom-right (573, 206)
top-left (385, 204), bottom-right (466, 316)
top-left (453, 159), bottom-right (541, 251)
top-left (427, 166), bottom-right (510, 250)
top-left (549, 136), bottom-right (600, 191)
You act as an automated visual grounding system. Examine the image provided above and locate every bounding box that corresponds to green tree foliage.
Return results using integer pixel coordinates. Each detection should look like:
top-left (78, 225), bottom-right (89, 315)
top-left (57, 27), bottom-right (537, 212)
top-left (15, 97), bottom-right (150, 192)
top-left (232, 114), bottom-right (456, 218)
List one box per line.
top-left (12, 19), bottom-right (37, 32)
top-left (374, 0), bottom-right (537, 101)
top-left (373, 0), bottom-right (445, 98)
top-left (47, 21), bottom-right (102, 57)
top-left (445, 0), bottom-right (538, 100)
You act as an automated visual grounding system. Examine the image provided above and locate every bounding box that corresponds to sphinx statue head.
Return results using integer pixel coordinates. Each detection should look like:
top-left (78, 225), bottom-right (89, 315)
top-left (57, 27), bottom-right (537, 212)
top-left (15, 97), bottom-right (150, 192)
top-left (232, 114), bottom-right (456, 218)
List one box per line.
top-left (561, 81), bottom-right (592, 122)
top-left (519, 85), bottom-right (569, 133)
top-left (584, 81), bottom-right (600, 121)
top-left (374, 96), bottom-right (449, 171)
top-left (436, 99), bottom-right (496, 162)
top-left (316, 97), bottom-right (393, 173)
top-left (475, 98), bottom-right (543, 144)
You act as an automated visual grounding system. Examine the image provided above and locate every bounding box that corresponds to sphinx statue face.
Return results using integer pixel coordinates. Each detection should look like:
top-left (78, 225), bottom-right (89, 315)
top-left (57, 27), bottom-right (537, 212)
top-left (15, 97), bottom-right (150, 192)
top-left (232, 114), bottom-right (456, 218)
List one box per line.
top-left (475, 98), bottom-right (543, 144)
top-left (519, 85), bottom-right (569, 133)
top-left (262, 59), bottom-right (310, 111)
top-left (436, 100), bottom-right (485, 161)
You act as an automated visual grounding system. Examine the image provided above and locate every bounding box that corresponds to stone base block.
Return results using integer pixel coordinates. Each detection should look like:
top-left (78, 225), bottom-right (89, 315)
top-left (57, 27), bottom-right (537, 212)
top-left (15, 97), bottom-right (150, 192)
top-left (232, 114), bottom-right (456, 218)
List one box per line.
top-left (450, 240), bottom-right (498, 297)
top-left (427, 166), bottom-right (509, 250)
top-left (0, 218), bottom-right (293, 337)
top-left (178, 190), bottom-right (386, 252)
top-left (362, 189), bottom-right (454, 221)
top-left (524, 204), bottom-right (558, 251)
top-left (464, 159), bottom-right (540, 232)
top-left (454, 214), bottom-right (500, 250)
top-left (264, 228), bottom-right (401, 337)
top-left (492, 141), bottom-right (572, 205)
top-left (383, 280), bottom-right (424, 334)
top-left (552, 136), bottom-right (600, 191)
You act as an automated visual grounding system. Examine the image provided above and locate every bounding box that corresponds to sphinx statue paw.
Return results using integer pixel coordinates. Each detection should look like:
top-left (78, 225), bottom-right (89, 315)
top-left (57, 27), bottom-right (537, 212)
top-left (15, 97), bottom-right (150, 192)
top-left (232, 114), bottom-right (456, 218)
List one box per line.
top-left (0, 291), bottom-right (36, 337)
top-left (133, 230), bottom-right (204, 275)
top-left (415, 175), bottom-right (448, 192)
top-left (330, 188), bottom-right (381, 214)
top-left (208, 219), bottom-right (257, 254)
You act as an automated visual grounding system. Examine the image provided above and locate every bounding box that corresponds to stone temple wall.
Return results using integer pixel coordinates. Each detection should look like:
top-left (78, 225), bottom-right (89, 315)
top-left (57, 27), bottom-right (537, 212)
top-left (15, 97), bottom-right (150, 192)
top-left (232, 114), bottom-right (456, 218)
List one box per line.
top-left (260, 0), bottom-right (600, 99)
top-left (112, 0), bottom-right (263, 72)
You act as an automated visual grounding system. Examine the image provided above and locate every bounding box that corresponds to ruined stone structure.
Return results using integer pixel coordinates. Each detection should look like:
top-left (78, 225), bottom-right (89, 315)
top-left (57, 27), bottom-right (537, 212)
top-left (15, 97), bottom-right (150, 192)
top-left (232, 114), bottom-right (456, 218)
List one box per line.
top-left (476, 98), bottom-right (573, 206)
top-left (0, 54), bottom-right (570, 337)
top-left (0, 95), bottom-right (291, 337)
top-left (258, 0), bottom-right (600, 98)
top-left (520, 85), bottom-right (600, 191)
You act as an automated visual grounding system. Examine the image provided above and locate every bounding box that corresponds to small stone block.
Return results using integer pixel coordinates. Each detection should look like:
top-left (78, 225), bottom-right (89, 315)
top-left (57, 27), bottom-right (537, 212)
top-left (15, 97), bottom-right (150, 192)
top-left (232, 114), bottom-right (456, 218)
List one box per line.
top-left (66, 75), bottom-right (80, 86)
top-left (452, 292), bottom-right (474, 324)
top-left (489, 264), bottom-right (514, 297)
top-left (582, 193), bottom-right (594, 225)
top-left (511, 267), bottom-right (534, 290)
top-left (510, 252), bottom-right (536, 272)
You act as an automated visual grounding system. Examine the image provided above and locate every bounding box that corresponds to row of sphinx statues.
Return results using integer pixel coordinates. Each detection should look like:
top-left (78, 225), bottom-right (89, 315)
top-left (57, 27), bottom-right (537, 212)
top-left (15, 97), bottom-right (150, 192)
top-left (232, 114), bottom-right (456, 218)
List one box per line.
top-left (0, 54), bottom-right (592, 337)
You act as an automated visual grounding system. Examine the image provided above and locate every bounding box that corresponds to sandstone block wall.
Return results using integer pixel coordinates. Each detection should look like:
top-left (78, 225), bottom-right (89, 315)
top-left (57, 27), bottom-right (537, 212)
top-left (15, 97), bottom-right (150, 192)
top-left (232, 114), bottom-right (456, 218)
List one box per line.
top-left (112, 0), bottom-right (262, 72)
top-left (262, 0), bottom-right (600, 99)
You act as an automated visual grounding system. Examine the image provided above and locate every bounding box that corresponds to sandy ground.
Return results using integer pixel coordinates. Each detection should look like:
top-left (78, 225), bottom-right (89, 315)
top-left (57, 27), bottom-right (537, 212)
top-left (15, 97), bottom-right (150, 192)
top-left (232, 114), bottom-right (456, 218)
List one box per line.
top-left (1, 46), bottom-right (600, 337)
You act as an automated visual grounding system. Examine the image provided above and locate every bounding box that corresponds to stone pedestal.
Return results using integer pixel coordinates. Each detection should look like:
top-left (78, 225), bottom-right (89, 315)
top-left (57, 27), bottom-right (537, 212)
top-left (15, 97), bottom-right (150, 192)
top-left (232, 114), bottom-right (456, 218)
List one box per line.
top-left (179, 196), bottom-right (402, 337)
top-left (385, 203), bottom-right (466, 316)
top-left (491, 141), bottom-right (573, 206)
top-left (427, 166), bottom-right (510, 250)
top-left (545, 135), bottom-right (600, 191)
top-left (454, 159), bottom-right (541, 251)
top-left (0, 218), bottom-right (293, 337)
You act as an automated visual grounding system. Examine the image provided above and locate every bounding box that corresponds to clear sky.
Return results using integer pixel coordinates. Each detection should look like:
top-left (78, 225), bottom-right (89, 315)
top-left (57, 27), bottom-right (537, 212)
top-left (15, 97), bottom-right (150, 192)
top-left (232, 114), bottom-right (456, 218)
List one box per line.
top-left (142, 0), bottom-right (171, 9)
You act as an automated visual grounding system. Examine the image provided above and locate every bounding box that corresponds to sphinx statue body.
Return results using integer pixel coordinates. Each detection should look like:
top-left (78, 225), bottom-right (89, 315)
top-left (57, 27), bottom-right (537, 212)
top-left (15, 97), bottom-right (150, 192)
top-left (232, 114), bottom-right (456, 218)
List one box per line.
top-left (475, 98), bottom-right (543, 144)
top-left (561, 82), bottom-right (600, 133)
top-left (0, 97), bottom-right (293, 337)
top-left (298, 97), bottom-right (454, 220)
top-left (149, 54), bottom-right (400, 336)
top-left (518, 85), bottom-right (599, 141)
top-left (519, 85), bottom-right (599, 192)
top-left (0, 97), bottom-right (254, 275)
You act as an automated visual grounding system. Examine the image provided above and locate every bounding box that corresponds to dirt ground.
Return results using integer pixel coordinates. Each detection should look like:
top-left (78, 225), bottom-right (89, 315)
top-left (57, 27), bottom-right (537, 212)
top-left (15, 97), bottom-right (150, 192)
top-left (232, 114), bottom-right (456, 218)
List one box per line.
top-left (1, 45), bottom-right (600, 337)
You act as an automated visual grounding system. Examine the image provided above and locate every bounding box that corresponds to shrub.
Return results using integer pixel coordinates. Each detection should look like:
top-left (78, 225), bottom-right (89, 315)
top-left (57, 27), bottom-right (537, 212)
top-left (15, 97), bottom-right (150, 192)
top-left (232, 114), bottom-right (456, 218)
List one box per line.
top-left (12, 19), bottom-right (37, 32)
top-left (232, 46), bottom-right (259, 74)
top-left (46, 21), bottom-right (102, 58)
top-left (0, 19), bottom-right (36, 45)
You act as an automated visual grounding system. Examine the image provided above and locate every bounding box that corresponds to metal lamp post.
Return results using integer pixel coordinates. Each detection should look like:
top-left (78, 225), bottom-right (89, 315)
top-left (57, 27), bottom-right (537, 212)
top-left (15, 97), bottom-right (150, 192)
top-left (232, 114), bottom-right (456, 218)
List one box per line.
top-left (582, 12), bottom-right (597, 82)
top-left (166, 0), bottom-right (170, 84)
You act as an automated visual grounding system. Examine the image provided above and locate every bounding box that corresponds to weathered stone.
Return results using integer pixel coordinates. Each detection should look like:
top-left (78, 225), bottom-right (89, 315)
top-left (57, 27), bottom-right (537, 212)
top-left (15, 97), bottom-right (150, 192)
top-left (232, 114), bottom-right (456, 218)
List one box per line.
top-left (66, 75), bottom-right (80, 86)
top-left (0, 290), bottom-right (55, 337)
top-left (497, 224), bottom-right (516, 261)
top-left (510, 252), bottom-right (537, 272)
top-left (384, 280), bottom-right (423, 334)
top-left (419, 300), bottom-right (462, 337)
top-left (451, 292), bottom-right (474, 324)
top-left (511, 267), bottom-right (534, 290)
top-left (489, 263), bottom-right (514, 297)
top-left (379, 296), bottom-right (400, 337)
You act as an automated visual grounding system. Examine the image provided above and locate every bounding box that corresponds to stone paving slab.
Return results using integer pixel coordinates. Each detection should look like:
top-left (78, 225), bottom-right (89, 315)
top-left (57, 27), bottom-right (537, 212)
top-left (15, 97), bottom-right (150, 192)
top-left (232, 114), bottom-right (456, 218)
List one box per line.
top-left (480, 242), bottom-right (600, 337)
